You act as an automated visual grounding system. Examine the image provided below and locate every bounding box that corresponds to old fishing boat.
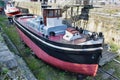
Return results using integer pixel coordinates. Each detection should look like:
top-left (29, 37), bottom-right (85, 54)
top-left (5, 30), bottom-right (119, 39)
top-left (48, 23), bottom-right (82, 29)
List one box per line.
top-left (4, 2), bottom-right (21, 18)
top-left (13, 8), bottom-right (104, 76)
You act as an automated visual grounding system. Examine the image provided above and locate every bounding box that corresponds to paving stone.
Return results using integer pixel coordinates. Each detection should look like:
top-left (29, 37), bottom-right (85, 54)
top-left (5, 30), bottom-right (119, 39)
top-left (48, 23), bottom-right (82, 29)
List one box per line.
top-left (102, 69), bottom-right (115, 79)
top-left (5, 59), bottom-right (18, 70)
top-left (0, 44), bottom-right (9, 52)
top-left (0, 51), bottom-right (18, 69)
top-left (15, 55), bottom-right (37, 80)
top-left (99, 51), bottom-right (117, 66)
top-left (0, 51), bottom-right (14, 61)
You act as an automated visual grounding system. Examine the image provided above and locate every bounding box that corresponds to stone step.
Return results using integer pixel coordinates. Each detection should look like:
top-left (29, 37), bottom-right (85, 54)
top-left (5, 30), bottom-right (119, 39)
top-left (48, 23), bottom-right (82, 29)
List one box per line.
top-left (102, 69), bottom-right (115, 79)
top-left (99, 50), bottom-right (118, 66)
top-left (0, 43), bottom-right (9, 52)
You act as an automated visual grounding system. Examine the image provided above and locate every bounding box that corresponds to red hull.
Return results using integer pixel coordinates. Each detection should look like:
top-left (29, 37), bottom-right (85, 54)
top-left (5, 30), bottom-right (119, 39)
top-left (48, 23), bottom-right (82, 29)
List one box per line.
top-left (17, 27), bottom-right (98, 76)
top-left (5, 11), bottom-right (21, 17)
top-left (0, 8), bottom-right (3, 12)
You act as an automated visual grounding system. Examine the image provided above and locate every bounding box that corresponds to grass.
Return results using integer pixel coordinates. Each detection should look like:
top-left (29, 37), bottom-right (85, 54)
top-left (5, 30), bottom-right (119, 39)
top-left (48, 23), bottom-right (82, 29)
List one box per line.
top-left (103, 59), bottom-right (120, 79)
top-left (0, 15), bottom-right (120, 80)
top-left (109, 42), bottom-right (120, 52)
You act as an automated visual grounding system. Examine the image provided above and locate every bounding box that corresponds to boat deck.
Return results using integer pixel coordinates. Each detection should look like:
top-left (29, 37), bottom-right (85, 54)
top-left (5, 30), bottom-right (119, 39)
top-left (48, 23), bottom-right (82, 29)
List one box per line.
top-left (18, 17), bottom-right (89, 45)
top-left (49, 34), bottom-right (87, 45)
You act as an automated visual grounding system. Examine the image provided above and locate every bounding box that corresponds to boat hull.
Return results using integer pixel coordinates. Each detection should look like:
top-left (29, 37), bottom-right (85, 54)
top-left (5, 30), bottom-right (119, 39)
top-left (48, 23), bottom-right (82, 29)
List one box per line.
top-left (13, 14), bottom-right (103, 76)
top-left (16, 27), bottom-right (98, 76)
top-left (5, 11), bottom-right (21, 17)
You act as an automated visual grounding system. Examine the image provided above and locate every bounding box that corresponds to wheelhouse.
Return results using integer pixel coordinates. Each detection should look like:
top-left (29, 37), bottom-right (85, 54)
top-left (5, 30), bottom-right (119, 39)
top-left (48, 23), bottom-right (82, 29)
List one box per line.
top-left (43, 8), bottom-right (62, 25)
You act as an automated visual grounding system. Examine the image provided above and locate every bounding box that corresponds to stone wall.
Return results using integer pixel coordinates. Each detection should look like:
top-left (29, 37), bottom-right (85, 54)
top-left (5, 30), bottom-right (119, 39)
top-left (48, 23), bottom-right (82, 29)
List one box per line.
top-left (75, 14), bottom-right (120, 46)
top-left (88, 15), bottom-right (120, 46)
top-left (14, 1), bottom-right (42, 15)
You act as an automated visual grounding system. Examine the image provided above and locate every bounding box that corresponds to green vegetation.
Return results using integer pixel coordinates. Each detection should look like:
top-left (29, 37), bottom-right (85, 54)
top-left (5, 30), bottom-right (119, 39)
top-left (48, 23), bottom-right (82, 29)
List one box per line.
top-left (103, 60), bottom-right (120, 79)
top-left (0, 63), bottom-right (9, 80)
top-left (109, 42), bottom-right (119, 52)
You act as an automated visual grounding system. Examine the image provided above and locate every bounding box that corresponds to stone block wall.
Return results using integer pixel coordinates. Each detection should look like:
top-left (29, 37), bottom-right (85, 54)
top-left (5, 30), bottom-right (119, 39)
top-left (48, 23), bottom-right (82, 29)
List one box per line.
top-left (14, 1), bottom-right (42, 15)
top-left (86, 15), bottom-right (120, 46)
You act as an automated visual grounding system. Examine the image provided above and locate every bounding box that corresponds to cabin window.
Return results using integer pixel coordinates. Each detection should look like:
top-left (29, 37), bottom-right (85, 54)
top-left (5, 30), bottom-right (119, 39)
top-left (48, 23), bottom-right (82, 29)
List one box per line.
top-left (48, 10), bottom-right (54, 17)
top-left (44, 9), bottom-right (62, 18)
top-left (54, 10), bottom-right (61, 17)
top-left (57, 10), bottom-right (61, 16)
top-left (54, 10), bottom-right (58, 16)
